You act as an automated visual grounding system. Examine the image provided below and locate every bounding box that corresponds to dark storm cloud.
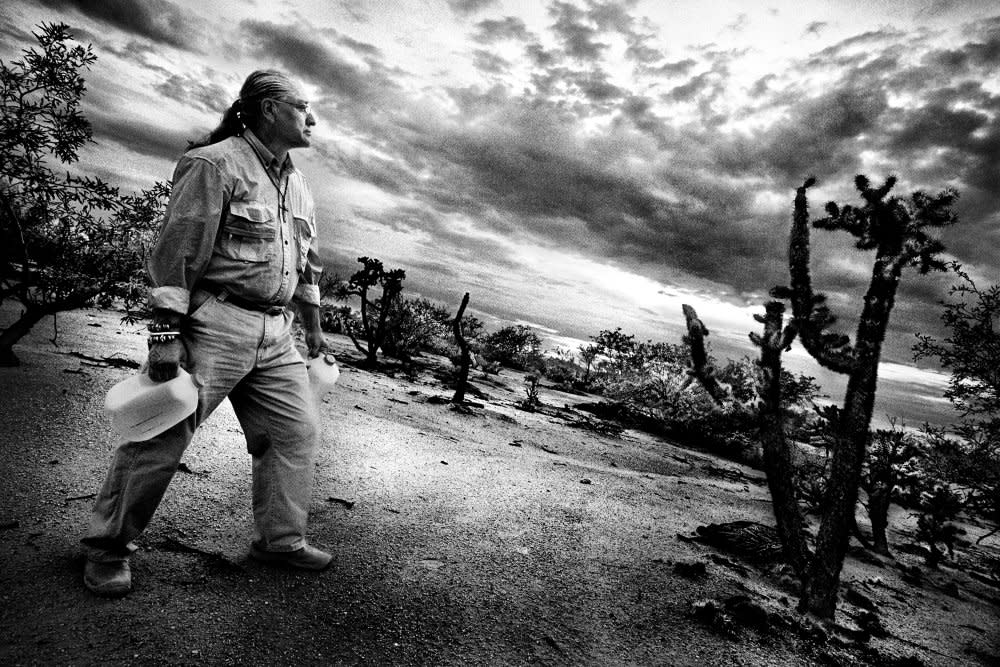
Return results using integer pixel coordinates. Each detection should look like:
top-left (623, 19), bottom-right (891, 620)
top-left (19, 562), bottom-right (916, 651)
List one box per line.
top-left (549, 1), bottom-right (607, 60)
top-left (153, 74), bottom-right (230, 114)
top-left (305, 5), bottom-right (999, 350)
top-left (749, 73), bottom-right (776, 97)
top-left (760, 85), bottom-right (889, 178)
top-left (665, 71), bottom-right (719, 102)
top-left (525, 42), bottom-right (559, 68)
top-left (472, 49), bottom-right (511, 75)
top-left (531, 66), bottom-right (625, 105)
top-left (888, 102), bottom-right (991, 153)
top-left (653, 58), bottom-right (698, 77)
top-left (447, 0), bottom-right (499, 17)
top-left (586, 0), bottom-right (638, 32)
top-left (90, 112), bottom-right (192, 162)
top-left (964, 33), bottom-right (1000, 66)
top-left (472, 17), bottom-right (533, 43)
top-left (240, 20), bottom-right (397, 104)
top-left (624, 35), bottom-right (664, 65)
top-left (332, 97), bottom-right (790, 292)
top-left (35, 0), bottom-right (204, 51)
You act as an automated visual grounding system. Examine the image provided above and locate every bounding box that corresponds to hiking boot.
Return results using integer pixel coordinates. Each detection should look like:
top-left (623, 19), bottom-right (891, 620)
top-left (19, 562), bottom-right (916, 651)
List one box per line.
top-left (83, 559), bottom-right (132, 598)
top-left (250, 543), bottom-right (332, 571)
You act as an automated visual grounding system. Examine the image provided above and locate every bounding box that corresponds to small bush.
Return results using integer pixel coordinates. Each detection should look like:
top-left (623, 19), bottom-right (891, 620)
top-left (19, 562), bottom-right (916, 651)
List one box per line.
top-left (914, 483), bottom-right (964, 567)
top-left (481, 325), bottom-right (543, 371)
top-left (382, 297), bottom-right (452, 361)
top-left (517, 374), bottom-right (541, 411)
top-left (320, 305), bottom-right (359, 336)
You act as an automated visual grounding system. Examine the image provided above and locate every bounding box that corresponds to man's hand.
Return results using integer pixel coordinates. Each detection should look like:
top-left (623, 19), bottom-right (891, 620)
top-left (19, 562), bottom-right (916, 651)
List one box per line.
top-left (298, 302), bottom-right (326, 358)
top-left (304, 327), bottom-right (326, 358)
top-left (148, 338), bottom-right (183, 381)
top-left (148, 309), bottom-right (184, 382)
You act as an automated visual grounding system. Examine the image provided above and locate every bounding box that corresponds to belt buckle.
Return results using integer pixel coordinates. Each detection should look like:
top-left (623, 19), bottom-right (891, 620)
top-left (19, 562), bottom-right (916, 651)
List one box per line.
top-left (264, 305), bottom-right (285, 316)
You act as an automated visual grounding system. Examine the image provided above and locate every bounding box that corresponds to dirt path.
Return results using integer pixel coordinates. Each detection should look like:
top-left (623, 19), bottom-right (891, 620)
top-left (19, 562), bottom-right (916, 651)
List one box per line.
top-left (1, 306), bottom-right (998, 666)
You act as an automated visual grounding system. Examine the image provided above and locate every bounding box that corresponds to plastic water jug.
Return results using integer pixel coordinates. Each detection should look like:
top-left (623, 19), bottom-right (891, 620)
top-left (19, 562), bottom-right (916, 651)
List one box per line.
top-left (306, 353), bottom-right (340, 395)
top-left (104, 368), bottom-right (199, 441)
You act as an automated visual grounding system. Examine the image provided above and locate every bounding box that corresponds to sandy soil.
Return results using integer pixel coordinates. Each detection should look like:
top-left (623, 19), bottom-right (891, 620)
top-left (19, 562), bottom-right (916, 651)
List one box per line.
top-left (0, 305), bottom-right (998, 666)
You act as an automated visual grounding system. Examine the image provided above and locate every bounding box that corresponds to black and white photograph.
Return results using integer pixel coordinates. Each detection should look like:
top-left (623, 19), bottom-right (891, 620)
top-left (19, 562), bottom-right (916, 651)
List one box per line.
top-left (1, 0), bottom-right (999, 664)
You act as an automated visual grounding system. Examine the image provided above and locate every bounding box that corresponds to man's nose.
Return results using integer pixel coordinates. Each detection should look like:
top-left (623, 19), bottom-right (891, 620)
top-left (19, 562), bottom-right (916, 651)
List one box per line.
top-left (306, 112), bottom-right (316, 126)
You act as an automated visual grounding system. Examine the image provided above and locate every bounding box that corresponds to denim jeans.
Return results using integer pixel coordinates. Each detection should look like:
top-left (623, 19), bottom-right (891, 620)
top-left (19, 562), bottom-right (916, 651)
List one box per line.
top-left (82, 292), bottom-right (320, 561)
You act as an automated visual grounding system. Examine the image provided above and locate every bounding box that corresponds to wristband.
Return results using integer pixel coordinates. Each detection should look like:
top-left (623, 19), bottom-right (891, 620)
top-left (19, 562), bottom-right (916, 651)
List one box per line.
top-left (148, 331), bottom-right (180, 344)
top-left (149, 318), bottom-right (181, 333)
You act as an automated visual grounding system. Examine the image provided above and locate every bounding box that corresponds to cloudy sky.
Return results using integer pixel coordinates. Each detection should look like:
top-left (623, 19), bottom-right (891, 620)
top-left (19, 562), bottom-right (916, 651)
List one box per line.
top-left (3, 0), bottom-right (998, 427)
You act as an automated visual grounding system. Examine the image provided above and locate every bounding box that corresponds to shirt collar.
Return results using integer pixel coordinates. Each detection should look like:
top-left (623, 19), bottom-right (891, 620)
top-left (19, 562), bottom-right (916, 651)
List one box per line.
top-left (243, 128), bottom-right (294, 177)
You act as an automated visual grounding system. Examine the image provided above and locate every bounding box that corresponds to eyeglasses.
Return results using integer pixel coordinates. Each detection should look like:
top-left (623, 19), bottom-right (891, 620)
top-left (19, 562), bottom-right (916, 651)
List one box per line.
top-left (269, 97), bottom-right (311, 115)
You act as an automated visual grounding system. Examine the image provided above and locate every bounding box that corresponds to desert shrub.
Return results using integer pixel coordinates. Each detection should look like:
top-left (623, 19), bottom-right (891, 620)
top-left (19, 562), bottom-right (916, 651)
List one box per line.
top-left (859, 424), bottom-right (927, 553)
top-left (517, 374), bottom-right (541, 411)
top-left (589, 330), bottom-right (688, 385)
top-left (541, 348), bottom-right (588, 390)
top-left (332, 257), bottom-right (405, 368)
top-left (793, 405), bottom-right (840, 514)
top-left (480, 325), bottom-right (542, 370)
top-left (0, 23), bottom-right (169, 364)
top-left (914, 483), bottom-right (964, 567)
top-left (320, 305), bottom-right (359, 336)
top-left (796, 456), bottom-right (829, 515)
top-left (382, 296), bottom-right (452, 361)
top-left (598, 360), bottom-right (760, 462)
top-left (906, 426), bottom-right (1000, 543)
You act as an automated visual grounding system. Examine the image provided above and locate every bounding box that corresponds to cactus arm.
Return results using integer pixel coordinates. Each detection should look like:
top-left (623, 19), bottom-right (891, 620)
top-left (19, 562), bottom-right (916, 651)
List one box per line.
top-left (681, 304), bottom-right (731, 405)
top-left (787, 178), bottom-right (855, 374)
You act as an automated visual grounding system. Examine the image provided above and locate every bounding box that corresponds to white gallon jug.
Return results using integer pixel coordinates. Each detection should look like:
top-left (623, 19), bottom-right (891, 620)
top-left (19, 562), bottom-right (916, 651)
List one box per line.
top-left (306, 353), bottom-right (340, 395)
top-left (104, 368), bottom-right (199, 441)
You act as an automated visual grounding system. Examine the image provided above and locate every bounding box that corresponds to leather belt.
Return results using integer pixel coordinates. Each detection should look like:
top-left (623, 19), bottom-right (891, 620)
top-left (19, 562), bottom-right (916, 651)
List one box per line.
top-left (199, 282), bottom-right (286, 315)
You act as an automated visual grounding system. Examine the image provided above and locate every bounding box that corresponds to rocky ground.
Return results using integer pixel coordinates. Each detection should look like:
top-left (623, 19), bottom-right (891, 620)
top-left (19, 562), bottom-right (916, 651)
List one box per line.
top-left (1, 305), bottom-right (998, 666)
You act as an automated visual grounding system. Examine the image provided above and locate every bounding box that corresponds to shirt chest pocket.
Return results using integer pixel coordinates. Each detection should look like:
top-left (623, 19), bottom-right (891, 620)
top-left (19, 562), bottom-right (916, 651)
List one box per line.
top-left (218, 201), bottom-right (275, 263)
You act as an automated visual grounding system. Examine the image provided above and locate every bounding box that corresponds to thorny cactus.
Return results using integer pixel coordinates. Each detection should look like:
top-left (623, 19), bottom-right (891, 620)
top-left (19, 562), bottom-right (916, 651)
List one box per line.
top-left (862, 426), bottom-right (923, 556)
top-left (914, 483), bottom-right (964, 568)
top-left (780, 175), bottom-right (956, 617)
top-left (452, 292), bottom-right (473, 403)
top-left (683, 174), bottom-right (957, 618)
top-left (339, 257), bottom-right (406, 368)
top-left (684, 301), bottom-right (809, 577)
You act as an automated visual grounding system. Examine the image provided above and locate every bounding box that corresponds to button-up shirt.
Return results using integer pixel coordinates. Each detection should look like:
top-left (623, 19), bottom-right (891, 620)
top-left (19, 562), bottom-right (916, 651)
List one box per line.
top-left (148, 129), bottom-right (322, 315)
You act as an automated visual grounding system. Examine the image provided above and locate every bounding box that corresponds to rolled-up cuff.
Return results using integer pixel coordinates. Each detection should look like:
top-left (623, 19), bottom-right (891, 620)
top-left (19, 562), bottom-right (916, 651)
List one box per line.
top-left (149, 286), bottom-right (190, 315)
top-left (293, 282), bottom-right (320, 307)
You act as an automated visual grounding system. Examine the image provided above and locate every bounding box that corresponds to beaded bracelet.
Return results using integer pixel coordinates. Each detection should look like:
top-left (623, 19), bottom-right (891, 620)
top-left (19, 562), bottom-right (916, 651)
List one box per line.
top-left (148, 331), bottom-right (180, 344)
top-left (148, 319), bottom-right (180, 333)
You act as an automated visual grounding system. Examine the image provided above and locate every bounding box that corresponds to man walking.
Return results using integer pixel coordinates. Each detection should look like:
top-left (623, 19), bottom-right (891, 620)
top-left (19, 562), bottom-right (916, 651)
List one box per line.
top-left (82, 70), bottom-right (331, 596)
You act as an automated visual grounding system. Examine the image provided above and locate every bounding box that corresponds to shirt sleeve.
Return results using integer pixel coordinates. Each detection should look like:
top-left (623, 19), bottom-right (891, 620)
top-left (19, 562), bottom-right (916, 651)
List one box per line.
top-left (292, 177), bottom-right (322, 307)
top-left (147, 154), bottom-right (229, 315)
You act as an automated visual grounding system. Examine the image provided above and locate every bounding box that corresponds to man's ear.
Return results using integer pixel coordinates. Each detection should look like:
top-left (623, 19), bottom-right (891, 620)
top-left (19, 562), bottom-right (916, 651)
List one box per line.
top-left (260, 98), bottom-right (278, 123)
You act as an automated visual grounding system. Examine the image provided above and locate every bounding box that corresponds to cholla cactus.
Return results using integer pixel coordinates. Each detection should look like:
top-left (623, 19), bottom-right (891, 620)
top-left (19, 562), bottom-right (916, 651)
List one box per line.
top-left (862, 425), bottom-right (923, 555)
top-left (914, 483), bottom-right (964, 568)
top-left (452, 292), bottom-right (473, 403)
top-left (683, 174), bottom-right (958, 618)
top-left (683, 300), bottom-right (809, 576)
top-left (782, 175), bottom-right (957, 616)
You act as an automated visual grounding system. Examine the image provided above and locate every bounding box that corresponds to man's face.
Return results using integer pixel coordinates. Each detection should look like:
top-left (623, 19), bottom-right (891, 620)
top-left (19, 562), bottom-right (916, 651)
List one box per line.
top-left (267, 86), bottom-right (316, 149)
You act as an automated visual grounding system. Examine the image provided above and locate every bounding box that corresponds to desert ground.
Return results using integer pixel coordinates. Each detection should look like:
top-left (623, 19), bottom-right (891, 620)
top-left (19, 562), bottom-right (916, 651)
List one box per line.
top-left (1, 304), bottom-right (998, 666)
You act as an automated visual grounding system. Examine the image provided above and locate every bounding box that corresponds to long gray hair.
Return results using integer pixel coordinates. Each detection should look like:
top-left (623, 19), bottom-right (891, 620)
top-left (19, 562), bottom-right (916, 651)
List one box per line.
top-left (188, 69), bottom-right (298, 150)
